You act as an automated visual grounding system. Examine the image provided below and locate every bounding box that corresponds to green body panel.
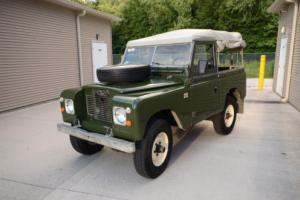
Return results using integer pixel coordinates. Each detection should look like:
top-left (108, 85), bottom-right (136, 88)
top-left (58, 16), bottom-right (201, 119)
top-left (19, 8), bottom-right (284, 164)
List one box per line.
top-left (113, 84), bottom-right (192, 141)
top-left (218, 68), bottom-right (247, 109)
top-left (60, 88), bottom-right (86, 124)
top-left (59, 41), bottom-right (246, 143)
top-left (60, 68), bottom-right (245, 142)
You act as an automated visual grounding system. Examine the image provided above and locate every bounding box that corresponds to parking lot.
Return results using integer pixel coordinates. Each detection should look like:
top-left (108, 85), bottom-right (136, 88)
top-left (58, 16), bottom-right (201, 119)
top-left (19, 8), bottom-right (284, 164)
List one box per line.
top-left (0, 88), bottom-right (300, 200)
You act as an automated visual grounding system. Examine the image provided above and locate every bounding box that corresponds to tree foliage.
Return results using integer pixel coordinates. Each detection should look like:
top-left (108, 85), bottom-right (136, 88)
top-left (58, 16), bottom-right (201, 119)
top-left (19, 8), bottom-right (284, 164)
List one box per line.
top-left (73, 0), bottom-right (278, 54)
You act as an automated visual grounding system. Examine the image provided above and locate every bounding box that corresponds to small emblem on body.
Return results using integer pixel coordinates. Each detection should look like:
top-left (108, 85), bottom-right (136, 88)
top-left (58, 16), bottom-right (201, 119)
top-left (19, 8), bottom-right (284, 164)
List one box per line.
top-left (183, 92), bottom-right (189, 99)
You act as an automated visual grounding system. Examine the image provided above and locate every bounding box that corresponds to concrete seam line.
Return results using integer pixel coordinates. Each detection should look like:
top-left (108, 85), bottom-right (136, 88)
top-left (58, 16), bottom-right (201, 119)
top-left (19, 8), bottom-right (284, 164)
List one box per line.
top-left (0, 177), bottom-right (127, 200)
top-left (55, 187), bottom-right (129, 200)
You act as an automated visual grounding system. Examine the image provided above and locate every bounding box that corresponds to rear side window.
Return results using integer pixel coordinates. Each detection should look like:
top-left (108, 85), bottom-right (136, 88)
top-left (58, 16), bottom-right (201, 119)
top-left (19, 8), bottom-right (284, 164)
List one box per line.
top-left (218, 51), bottom-right (243, 68)
top-left (192, 43), bottom-right (215, 75)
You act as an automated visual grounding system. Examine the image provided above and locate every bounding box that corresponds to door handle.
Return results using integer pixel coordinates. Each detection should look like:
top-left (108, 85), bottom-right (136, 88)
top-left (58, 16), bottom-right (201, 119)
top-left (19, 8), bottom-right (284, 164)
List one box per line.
top-left (214, 86), bottom-right (218, 93)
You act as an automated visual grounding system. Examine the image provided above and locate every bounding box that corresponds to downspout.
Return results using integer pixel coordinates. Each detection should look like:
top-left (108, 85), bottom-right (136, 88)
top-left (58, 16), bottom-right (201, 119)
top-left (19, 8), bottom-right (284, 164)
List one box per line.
top-left (76, 10), bottom-right (86, 86)
top-left (282, 0), bottom-right (298, 102)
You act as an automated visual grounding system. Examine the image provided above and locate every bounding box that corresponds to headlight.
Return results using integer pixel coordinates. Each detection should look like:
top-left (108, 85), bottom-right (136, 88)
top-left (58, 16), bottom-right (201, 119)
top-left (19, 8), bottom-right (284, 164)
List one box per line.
top-left (64, 99), bottom-right (75, 114)
top-left (113, 107), bottom-right (126, 125)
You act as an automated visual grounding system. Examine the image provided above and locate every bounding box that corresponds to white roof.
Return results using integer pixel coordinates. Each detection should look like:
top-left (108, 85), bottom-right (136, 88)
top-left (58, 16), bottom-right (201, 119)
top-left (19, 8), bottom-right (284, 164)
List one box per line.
top-left (267, 0), bottom-right (290, 13)
top-left (44, 0), bottom-right (120, 22)
top-left (127, 29), bottom-right (246, 52)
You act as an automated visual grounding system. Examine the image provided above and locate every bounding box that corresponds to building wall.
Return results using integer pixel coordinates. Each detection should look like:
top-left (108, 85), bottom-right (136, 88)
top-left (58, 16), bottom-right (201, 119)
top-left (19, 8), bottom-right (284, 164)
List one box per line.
top-left (0, 0), bottom-right (80, 112)
top-left (273, 4), bottom-right (295, 96)
top-left (0, 0), bottom-right (114, 112)
top-left (80, 14), bottom-right (112, 84)
top-left (289, 4), bottom-right (300, 110)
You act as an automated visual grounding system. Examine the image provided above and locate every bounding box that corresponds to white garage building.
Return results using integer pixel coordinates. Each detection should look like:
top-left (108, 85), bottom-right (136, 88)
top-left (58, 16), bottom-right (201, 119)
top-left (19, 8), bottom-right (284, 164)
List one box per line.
top-left (268, 0), bottom-right (300, 111)
top-left (0, 0), bottom-right (119, 112)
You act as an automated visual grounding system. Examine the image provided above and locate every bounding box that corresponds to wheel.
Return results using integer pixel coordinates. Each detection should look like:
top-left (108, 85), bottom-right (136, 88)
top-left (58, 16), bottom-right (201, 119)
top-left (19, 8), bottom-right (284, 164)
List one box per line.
top-left (212, 95), bottom-right (238, 135)
top-left (97, 64), bottom-right (150, 83)
top-left (133, 119), bottom-right (173, 178)
top-left (69, 135), bottom-right (103, 155)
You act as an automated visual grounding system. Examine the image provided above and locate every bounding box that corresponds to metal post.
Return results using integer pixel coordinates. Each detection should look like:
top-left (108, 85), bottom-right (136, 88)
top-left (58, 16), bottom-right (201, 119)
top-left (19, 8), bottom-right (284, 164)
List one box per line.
top-left (258, 55), bottom-right (266, 90)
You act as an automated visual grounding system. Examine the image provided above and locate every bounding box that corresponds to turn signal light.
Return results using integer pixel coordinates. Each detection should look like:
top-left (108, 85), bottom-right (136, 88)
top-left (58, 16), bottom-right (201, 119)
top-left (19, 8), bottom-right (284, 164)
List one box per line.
top-left (126, 120), bottom-right (132, 127)
top-left (60, 107), bottom-right (65, 113)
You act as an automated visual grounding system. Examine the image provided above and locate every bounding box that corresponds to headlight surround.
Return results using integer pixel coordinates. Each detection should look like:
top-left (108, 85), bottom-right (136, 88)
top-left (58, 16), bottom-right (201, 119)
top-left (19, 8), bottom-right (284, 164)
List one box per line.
top-left (113, 106), bottom-right (126, 126)
top-left (64, 99), bottom-right (75, 115)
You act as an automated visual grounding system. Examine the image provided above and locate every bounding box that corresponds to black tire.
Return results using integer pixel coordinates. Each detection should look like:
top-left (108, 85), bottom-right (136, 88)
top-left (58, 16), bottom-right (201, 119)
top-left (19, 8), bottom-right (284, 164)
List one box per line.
top-left (133, 119), bottom-right (173, 178)
top-left (69, 135), bottom-right (103, 155)
top-left (97, 64), bottom-right (150, 83)
top-left (212, 95), bottom-right (238, 135)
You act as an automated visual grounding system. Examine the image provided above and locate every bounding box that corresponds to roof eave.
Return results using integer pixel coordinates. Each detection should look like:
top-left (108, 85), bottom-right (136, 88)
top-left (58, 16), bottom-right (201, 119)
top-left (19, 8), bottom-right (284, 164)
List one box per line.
top-left (268, 0), bottom-right (296, 13)
top-left (44, 0), bottom-right (121, 22)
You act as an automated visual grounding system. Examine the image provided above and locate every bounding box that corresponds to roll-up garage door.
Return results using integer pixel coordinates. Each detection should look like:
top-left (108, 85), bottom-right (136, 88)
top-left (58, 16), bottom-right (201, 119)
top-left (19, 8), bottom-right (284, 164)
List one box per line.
top-left (0, 0), bottom-right (80, 112)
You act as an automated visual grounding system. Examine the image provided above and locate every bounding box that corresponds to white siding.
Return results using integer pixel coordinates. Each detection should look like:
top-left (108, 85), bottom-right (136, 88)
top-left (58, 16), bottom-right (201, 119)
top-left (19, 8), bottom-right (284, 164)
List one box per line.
top-left (80, 14), bottom-right (112, 84)
top-left (272, 4), bottom-right (294, 96)
top-left (289, 3), bottom-right (300, 111)
top-left (0, 0), bottom-right (80, 112)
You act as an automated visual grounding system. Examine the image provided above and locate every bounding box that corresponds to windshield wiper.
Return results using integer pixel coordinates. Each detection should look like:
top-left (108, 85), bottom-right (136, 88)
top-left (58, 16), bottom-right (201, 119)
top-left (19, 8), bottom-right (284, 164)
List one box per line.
top-left (152, 61), bottom-right (166, 66)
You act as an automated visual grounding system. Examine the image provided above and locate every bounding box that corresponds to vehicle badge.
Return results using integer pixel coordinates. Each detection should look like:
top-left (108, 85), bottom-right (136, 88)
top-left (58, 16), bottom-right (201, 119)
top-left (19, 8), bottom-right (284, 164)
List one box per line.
top-left (183, 92), bottom-right (189, 99)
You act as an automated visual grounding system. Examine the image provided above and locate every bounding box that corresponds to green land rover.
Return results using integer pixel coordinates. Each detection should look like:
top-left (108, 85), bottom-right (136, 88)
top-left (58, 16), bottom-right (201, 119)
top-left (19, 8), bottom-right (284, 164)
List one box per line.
top-left (57, 29), bottom-right (246, 178)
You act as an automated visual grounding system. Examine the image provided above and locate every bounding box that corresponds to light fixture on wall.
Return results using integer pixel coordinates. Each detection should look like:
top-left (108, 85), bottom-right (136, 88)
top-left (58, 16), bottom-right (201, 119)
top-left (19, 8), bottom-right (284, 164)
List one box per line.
top-left (280, 9), bottom-right (287, 13)
top-left (281, 26), bottom-right (286, 35)
top-left (96, 34), bottom-right (99, 40)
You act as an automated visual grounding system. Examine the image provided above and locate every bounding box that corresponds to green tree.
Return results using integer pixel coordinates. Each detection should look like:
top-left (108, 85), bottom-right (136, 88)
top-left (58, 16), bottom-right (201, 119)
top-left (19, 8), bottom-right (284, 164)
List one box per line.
top-left (92, 0), bottom-right (126, 16)
top-left (217, 0), bottom-right (278, 52)
top-left (72, 0), bottom-right (278, 54)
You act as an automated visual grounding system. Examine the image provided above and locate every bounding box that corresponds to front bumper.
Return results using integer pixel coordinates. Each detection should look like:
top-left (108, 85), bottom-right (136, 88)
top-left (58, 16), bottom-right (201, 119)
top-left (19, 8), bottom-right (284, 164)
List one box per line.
top-left (57, 123), bottom-right (135, 153)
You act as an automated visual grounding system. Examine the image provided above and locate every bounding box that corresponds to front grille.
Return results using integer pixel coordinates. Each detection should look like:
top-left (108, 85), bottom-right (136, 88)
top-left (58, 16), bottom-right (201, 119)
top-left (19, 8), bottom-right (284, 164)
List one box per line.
top-left (86, 90), bottom-right (112, 123)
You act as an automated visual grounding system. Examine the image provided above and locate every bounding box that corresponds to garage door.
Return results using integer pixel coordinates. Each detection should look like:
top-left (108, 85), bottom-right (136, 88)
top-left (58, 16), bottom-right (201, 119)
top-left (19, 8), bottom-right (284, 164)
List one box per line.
top-left (0, 0), bottom-right (80, 112)
top-left (289, 7), bottom-right (300, 111)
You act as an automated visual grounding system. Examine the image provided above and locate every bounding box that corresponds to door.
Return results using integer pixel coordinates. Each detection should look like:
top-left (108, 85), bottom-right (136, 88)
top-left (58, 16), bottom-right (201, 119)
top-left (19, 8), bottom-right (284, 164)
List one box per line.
top-left (92, 42), bottom-right (108, 83)
top-left (276, 38), bottom-right (288, 96)
top-left (190, 42), bottom-right (220, 123)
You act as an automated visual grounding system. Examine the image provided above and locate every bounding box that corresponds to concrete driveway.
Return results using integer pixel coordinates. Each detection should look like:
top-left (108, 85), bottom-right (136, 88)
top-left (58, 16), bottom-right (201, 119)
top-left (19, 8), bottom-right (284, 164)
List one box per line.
top-left (0, 88), bottom-right (300, 200)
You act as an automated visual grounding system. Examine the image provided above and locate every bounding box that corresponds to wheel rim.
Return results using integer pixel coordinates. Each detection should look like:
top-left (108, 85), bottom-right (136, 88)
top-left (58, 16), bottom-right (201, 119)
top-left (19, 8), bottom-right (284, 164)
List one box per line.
top-left (224, 104), bottom-right (235, 128)
top-left (151, 132), bottom-right (169, 167)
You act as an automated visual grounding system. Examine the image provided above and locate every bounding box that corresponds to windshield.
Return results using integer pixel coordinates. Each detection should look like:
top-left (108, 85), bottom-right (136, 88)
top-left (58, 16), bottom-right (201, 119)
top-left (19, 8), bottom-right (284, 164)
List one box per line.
top-left (152, 44), bottom-right (191, 68)
top-left (123, 46), bottom-right (155, 65)
top-left (123, 43), bottom-right (191, 68)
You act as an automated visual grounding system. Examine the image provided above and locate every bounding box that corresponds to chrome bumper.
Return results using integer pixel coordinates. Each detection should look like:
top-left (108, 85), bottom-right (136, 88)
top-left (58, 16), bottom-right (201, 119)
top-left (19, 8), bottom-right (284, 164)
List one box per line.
top-left (57, 123), bottom-right (135, 153)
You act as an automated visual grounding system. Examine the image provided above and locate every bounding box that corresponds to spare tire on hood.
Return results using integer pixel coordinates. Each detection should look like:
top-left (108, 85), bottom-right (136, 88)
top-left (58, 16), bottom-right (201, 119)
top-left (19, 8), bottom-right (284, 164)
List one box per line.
top-left (97, 64), bottom-right (150, 84)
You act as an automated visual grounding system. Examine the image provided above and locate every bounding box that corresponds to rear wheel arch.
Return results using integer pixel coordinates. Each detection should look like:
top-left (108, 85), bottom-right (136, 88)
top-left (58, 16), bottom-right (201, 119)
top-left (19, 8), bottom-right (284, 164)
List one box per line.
top-left (212, 95), bottom-right (238, 135)
top-left (228, 88), bottom-right (244, 113)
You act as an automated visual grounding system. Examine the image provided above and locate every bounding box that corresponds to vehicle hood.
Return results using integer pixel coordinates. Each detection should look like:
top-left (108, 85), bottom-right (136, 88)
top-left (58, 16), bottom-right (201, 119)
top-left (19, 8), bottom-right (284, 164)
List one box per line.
top-left (83, 78), bottom-right (183, 94)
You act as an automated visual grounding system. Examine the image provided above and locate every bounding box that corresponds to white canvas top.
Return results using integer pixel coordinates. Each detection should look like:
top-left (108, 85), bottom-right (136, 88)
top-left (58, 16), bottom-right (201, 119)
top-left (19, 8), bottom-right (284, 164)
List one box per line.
top-left (126, 29), bottom-right (246, 52)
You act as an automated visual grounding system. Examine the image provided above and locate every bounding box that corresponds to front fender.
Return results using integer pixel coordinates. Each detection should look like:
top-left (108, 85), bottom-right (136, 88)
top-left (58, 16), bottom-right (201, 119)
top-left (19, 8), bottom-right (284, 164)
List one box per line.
top-left (60, 88), bottom-right (85, 124)
top-left (112, 86), bottom-right (191, 141)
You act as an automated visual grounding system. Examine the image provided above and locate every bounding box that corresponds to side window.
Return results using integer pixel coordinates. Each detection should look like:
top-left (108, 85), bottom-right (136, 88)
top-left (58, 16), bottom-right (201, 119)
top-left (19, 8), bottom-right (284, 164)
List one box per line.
top-left (192, 43), bottom-right (215, 75)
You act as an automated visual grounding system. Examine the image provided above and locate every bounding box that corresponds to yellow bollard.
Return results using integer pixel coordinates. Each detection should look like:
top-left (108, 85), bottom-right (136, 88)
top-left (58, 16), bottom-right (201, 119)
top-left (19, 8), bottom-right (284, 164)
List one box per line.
top-left (258, 55), bottom-right (266, 90)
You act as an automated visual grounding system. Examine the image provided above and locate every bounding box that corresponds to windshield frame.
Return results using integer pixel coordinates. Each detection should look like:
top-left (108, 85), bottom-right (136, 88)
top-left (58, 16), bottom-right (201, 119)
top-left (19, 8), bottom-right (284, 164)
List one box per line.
top-left (122, 43), bottom-right (193, 69)
top-left (122, 46), bottom-right (155, 66)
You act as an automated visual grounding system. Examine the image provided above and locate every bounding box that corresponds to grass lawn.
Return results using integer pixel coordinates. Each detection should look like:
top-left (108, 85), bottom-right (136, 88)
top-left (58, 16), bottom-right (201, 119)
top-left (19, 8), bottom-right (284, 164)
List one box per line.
top-left (244, 60), bottom-right (274, 78)
top-left (113, 54), bottom-right (275, 79)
